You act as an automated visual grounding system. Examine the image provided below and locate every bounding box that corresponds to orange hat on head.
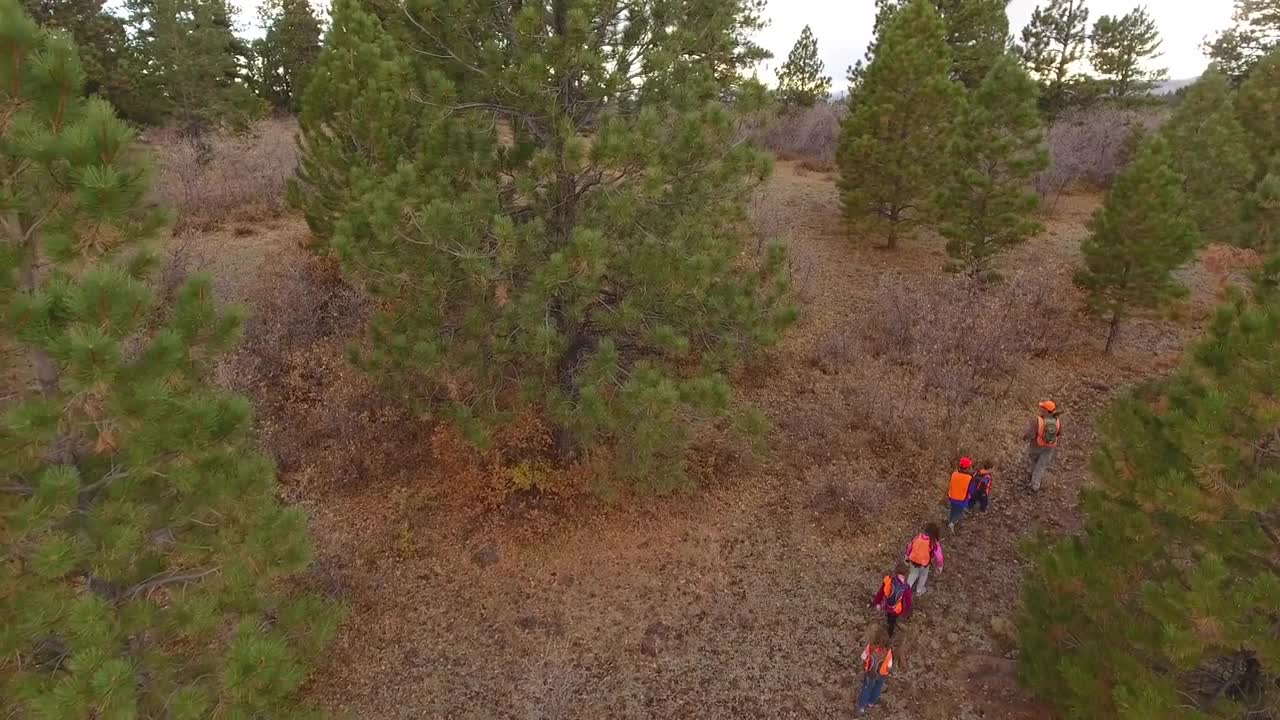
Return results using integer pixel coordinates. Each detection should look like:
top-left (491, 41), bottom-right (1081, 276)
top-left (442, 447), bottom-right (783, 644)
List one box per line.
top-left (1039, 400), bottom-right (1057, 413)
top-left (958, 457), bottom-right (973, 470)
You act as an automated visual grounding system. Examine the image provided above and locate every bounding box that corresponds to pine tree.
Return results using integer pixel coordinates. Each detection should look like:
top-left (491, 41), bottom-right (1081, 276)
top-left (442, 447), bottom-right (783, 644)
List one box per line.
top-left (294, 0), bottom-right (793, 488)
top-left (252, 0), bottom-right (323, 112)
top-left (1018, 0), bottom-right (1090, 115)
top-left (1159, 69), bottom-right (1254, 244)
top-left (0, 0), bottom-right (337, 714)
top-left (1241, 168), bottom-right (1280, 250)
top-left (1074, 135), bottom-right (1198, 353)
top-left (838, 0), bottom-right (962, 249)
top-left (936, 56), bottom-right (1047, 278)
top-left (932, 0), bottom-right (1011, 89)
top-left (1236, 48), bottom-right (1280, 175)
top-left (845, 0), bottom-right (900, 101)
top-left (19, 0), bottom-right (145, 119)
top-left (776, 25), bottom-right (831, 107)
top-left (125, 0), bottom-right (266, 131)
top-left (1021, 255), bottom-right (1280, 718)
top-left (1089, 5), bottom-right (1167, 99)
top-left (1206, 0), bottom-right (1280, 83)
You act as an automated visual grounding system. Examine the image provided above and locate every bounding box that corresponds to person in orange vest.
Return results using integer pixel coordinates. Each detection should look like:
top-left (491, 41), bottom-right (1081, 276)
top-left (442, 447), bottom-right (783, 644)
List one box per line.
top-left (903, 523), bottom-right (944, 596)
top-left (968, 461), bottom-right (994, 513)
top-left (947, 457), bottom-right (974, 532)
top-left (868, 561), bottom-right (912, 638)
top-left (855, 625), bottom-right (894, 716)
top-left (1026, 400), bottom-right (1062, 493)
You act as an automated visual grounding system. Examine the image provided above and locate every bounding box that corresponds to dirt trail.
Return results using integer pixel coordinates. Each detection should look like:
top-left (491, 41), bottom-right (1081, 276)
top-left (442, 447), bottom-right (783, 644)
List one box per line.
top-left (185, 163), bottom-right (1227, 719)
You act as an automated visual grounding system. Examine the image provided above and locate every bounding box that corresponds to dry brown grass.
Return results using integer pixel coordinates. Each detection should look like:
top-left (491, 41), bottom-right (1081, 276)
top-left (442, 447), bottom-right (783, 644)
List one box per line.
top-left (1038, 105), bottom-right (1168, 206)
top-left (145, 118), bottom-right (299, 232)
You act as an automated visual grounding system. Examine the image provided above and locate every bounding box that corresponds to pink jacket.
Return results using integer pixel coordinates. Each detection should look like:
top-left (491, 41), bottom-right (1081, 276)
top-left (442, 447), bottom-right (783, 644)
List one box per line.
top-left (904, 535), bottom-right (944, 571)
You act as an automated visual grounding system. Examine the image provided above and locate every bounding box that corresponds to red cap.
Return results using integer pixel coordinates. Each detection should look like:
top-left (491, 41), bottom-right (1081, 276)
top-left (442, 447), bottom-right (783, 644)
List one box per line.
top-left (958, 457), bottom-right (973, 469)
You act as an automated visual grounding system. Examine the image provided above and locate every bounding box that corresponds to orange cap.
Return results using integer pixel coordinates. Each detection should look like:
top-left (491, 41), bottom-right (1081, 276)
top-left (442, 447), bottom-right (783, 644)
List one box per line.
top-left (1039, 400), bottom-right (1057, 413)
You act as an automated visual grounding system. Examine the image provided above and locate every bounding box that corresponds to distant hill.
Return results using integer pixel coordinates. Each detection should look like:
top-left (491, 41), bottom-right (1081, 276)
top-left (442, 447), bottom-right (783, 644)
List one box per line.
top-left (1154, 77), bottom-right (1197, 95)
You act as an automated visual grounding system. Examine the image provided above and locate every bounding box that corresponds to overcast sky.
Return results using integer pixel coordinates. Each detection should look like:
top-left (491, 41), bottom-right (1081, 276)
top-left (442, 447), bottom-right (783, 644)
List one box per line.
top-left (231, 0), bottom-right (1234, 82)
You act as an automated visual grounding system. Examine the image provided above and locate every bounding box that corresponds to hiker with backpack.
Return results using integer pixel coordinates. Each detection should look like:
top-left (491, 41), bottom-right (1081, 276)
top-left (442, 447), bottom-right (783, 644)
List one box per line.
top-left (946, 457), bottom-right (975, 532)
top-left (1026, 400), bottom-right (1062, 493)
top-left (869, 561), bottom-right (912, 637)
top-left (855, 625), bottom-right (895, 716)
top-left (903, 523), bottom-right (944, 596)
top-left (969, 462), bottom-right (994, 513)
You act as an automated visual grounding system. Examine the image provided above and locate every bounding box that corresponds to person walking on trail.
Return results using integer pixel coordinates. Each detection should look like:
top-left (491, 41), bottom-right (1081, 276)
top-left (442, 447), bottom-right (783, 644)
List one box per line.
top-left (1026, 400), bottom-right (1062, 493)
top-left (904, 523), bottom-right (944, 596)
top-left (869, 561), bottom-right (912, 638)
top-left (969, 462), bottom-right (994, 513)
top-left (855, 626), bottom-right (894, 716)
top-left (947, 457), bottom-right (974, 531)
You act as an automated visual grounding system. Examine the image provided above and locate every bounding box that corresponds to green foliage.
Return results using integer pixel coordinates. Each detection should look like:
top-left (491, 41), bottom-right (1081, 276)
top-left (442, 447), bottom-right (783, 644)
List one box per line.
top-left (1206, 0), bottom-right (1280, 84)
top-left (1236, 48), bottom-right (1280, 174)
top-left (251, 0), bottom-right (322, 112)
top-left (931, 0), bottom-right (1010, 89)
top-left (936, 56), bottom-right (1047, 278)
top-left (1017, 0), bottom-right (1090, 116)
top-left (1160, 69), bottom-right (1254, 243)
top-left (1073, 135), bottom-right (1198, 352)
top-left (838, 0), bottom-right (962, 249)
top-left (0, 1), bottom-right (335, 714)
top-left (776, 25), bottom-right (831, 107)
top-left (124, 0), bottom-right (266, 130)
top-left (1242, 169), bottom-right (1280, 251)
top-left (1089, 6), bottom-right (1167, 99)
top-left (295, 0), bottom-right (793, 489)
top-left (1021, 256), bottom-right (1280, 718)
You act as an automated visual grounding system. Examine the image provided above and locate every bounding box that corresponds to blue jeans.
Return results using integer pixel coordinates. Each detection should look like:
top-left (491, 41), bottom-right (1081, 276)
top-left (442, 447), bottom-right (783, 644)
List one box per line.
top-left (857, 673), bottom-right (886, 710)
top-left (948, 499), bottom-right (967, 525)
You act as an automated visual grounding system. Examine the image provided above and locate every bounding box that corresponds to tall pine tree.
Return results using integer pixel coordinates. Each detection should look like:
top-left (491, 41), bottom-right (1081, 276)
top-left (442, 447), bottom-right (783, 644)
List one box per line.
top-left (1021, 255), bottom-right (1280, 717)
top-left (1206, 0), bottom-right (1280, 83)
top-left (1236, 47), bottom-right (1280, 176)
top-left (0, 0), bottom-right (337, 714)
top-left (1159, 69), bottom-right (1254, 244)
top-left (294, 0), bottom-right (793, 488)
top-left (1018, 0), bottom-right (1090, 116)
top-left (936, 55), bottom-right (1048, 278)
top-left (776, 25), bottom-right (831, 107)
top-left (1089, 5), bottom-right (1167, 99)
top-left (837, 0), bottom-right (962, 249)
top-left (1074, 135), bottom-right (1198, 353)
top-left (1242, 170), bottom-right (1280, 250)
top-left (932, 0), bottom-right (1011, 89)
top-left (251, 0), bottom-right (323, 112)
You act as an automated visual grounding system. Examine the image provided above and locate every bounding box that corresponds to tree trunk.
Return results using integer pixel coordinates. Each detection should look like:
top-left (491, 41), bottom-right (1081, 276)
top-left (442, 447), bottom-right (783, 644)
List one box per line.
top-left (9, 211), bottom-right (60, 396)
top-left (1104, 307), bottom-right (1122, 354)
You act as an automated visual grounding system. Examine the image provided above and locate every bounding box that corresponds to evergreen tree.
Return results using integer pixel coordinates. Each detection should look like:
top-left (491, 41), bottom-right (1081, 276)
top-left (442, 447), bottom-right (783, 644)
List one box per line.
top-left (294, 0), bottom-right (793, 487)
top-left (776, 25), bottom-right (831, 107)
top-left (936, 56), bottom-right (1047, 278)
top-left (838, 0), bottom-right (962, 249)
top-left (845, 0), bottom-right (900, 101)
top-left (19, 0), bottom-right (145, 119)
top-left (252, 0), bottom-right (323, 112)
top-left (1089, 5), bottom-right (1167, 99)
top-left (932, 0), bottom-right (1011, 89)
top-left (1021, 255), bottom-right (1280, 718)
top-left (125, 0), bottom-right (266, 131)
top-left (1159, 69), bottom-right (1254, 243)
top-left (0, 1), bottom-right (337, 714)
top-left (1074, 135), bottom-right (1198, 353)
top-left (1236, 48), bottom-right (1280, 175)
top-left (1206, 0), bottom-right (1280, 83)
top-left (1242, 170), bottom-right (1280, 250)
top-left (1018, 0), bottom-right (1090, 115)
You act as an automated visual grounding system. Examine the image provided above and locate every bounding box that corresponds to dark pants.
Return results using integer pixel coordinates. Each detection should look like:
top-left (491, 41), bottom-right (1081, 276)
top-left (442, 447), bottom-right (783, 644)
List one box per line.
top-left (948, 499), bottom-right (967, 525)
top-left (969, 491), bottom-right (989, 512)
top-left (857, 673), bottom-right (887, 710)
top-left (886, 611), bottom-right (900, 637)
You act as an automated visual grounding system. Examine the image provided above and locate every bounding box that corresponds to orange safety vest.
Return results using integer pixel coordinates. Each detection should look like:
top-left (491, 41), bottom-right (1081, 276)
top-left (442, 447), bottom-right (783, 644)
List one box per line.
top-left (948, 470), bottom-right (972, 501)
top-left (1036, 416), bottom-right (1062, 448)
top-left (864, 644), bottom-right (893, 676)
top-left (881, 575), bottom-right (905, 615)
top-left (907, 534), bottom-right (932, 566)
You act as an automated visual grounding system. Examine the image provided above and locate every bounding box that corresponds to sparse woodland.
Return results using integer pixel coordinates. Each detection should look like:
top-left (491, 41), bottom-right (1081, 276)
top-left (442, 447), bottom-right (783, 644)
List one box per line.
top-left (3, 0), bottom-right (1280, 717)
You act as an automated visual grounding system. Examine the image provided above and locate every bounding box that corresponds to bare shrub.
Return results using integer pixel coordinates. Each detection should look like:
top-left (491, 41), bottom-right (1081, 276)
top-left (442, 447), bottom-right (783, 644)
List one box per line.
top-left (747, 184), bottom-right (817, 301)
top-left (146, 117), bottom-right (299, 232)
top-left (744, 102), bottom-right (846, 165)
top-left (806, 467), bottom-right (888, 522)
top-left (841, 357), bottom-right (938, 452)
top-left (1037, 105), bottom-right (1167, 204)
top-left (812, 326), bottom-right (856, 373)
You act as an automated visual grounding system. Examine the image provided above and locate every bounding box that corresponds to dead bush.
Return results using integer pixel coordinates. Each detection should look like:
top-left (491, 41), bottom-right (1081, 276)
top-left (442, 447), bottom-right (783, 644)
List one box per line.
top-left (806, 467), bottom-right (888, 522)
top-left (841, 358), bottom-right (938, 452)
top-left (1038, 105), bottom-right (1167, 205)
top-left (146, 117), bottom-right (299, 232)
top-left (811, 327), bottom-right (856, 374)
top-left (744, 102), bottom-right (846, 165)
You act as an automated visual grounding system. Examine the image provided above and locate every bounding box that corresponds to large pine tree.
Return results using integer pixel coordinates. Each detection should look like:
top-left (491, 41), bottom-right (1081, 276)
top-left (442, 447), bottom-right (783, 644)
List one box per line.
top-left (1160, 69), bottom-right (1254, 243)
top-left (1206, 0), bottom-right (1280, 84)
top-left (932, 0), bottom-right (1011, 89)
top-left (19, 0), bottom-right (144, 120)
top-left (0, 1), bottom-right (336, 714)
top-left (294, 0), bottom-right (793, 487)
top-left (936, 55), bottom-right (1048, 278)
top-left (1021, 255), bottom-right (1280, 717)
top-left (1236, 47), bottom-right (1280, 175)
top-left (251, 0), bottom-right (323, 112)
top-left (1018, 0), bottom-right (1090, 115)
top-left (1089, 6), bottom-right (1167, 99)
top-left (776, 25), bottom-right (831, 107)
top-left (837, 0), bottom-right (962, 249)
top-left (1074, 135), bottom-right (1198, 353)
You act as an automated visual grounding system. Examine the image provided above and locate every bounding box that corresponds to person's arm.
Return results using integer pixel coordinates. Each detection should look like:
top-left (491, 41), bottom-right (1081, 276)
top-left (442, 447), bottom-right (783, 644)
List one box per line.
top-left (901, 587), bottom-right (913, 616)
top-left (1025, 419), bottom-right (1037, 442)
top-left (860, 645), bottom-right (870, 664)
top-left (933, 542), bottom-right (944, 572)
top-left (870, 583), bottom-right (886, 608)
top-left (885, 649), bottom-right (894, 673)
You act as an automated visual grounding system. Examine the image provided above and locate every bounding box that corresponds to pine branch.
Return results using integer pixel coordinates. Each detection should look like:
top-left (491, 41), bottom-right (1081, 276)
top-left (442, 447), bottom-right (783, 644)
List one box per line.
top-left (122, 568), bottom-right (221, 600)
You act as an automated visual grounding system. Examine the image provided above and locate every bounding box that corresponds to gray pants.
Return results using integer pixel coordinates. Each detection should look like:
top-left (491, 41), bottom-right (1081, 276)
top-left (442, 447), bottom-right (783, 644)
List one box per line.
top-left (907, 563), bottom-right (930, 594)
top-left (1030, 446), bottom-right (1056, 490)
